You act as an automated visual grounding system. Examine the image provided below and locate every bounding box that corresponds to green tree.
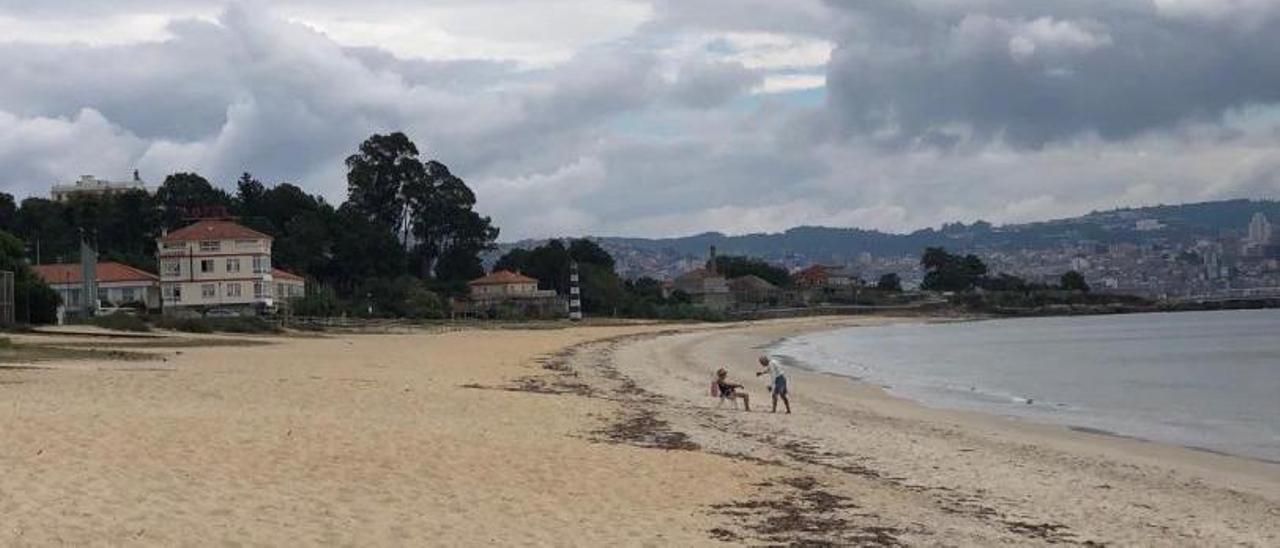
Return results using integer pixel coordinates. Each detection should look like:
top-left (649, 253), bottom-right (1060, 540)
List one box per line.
top-left (493, 248), bottom-right (532, 273)
top-left (521, 240), bottom-right (573, 294)
top-left (1060, 271), bottom-right (1091, 292)
top-left (0, 192), bottom-right (15, 232)
top-left (329, 205), bottom-right (407, 294)
top-left (155, 172), bottom-right (233, 228)
top-left (711, 255), bottom-right (789, 286)
top-left (345, 132), bottom-right (424, 242)
top-left (876, 273), bottom-right (902, 292)
top-left (980, 273), bottom-right (1030, 292)
top-left (920, 247), bottom-right (988, 292)
top-left (0, 230), bottom-right (60, 324)
top-left (407, 160), bottom-right (498, 280)
top-left (569, 239), bottom-right (615, 269)
top-left (15, 198), bottom-right (76, 263)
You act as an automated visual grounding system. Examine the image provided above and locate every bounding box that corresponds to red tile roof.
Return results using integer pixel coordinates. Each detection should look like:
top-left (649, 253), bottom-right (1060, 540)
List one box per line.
top-left (675, 267), bottom-right (723, 282)
top-left (793, 265), bottom-right (830, 287)
top-left (161, 220), bottom-right (272, 242)
top-left (31, 262), bottom-right (159, 285)
top-left (470, 270), bottom-right (539, 286)
top-left (272, 268), bottom-right (305, 282)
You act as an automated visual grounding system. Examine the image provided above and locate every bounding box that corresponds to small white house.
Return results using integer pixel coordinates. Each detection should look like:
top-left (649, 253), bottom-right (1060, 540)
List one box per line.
top-left (468, 270), bottom-right (545, 301)
top-left (32, 261), bottom-right (161, 313)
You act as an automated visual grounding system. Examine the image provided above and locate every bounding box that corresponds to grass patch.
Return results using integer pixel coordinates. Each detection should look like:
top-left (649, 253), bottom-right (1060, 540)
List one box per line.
top-left (50, 338), bottom-right (274, 349)
top-left (0, 341), bottom-right (155, 364)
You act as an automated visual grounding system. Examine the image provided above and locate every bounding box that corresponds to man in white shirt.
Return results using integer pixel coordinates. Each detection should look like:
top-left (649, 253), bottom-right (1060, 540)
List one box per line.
top-left (755, 355), bottom-right (791, 414)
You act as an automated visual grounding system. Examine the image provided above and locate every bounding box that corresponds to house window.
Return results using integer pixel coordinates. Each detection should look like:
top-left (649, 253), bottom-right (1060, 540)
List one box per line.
top-left (162, 259), bottom-right (181, 277)
top-left (227, 283), bottom-right (242, 298)
top-left (252, 256), bottom-right (270, 274)
top-left (199, 241), bottom-right (221, 252)
top-left (162, 242), bottom-right (184, 251)
top-left (163, 284), bottom-right (181, 302)
top-left (202, 284), bottom-right (217, 298)
top-left (253, 282), bottom-right (266, 299)
top-left (121, 287), bottom-right (136, 302)
top-left (69, 289), bottom-right (82, 306)
top-left (226, 258), bottom-right (241, 273)
top-left (201, 259), bottom-right (215, 273)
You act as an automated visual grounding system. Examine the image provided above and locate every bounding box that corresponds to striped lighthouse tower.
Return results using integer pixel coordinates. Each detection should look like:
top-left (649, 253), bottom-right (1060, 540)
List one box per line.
top-left (569, 261), bottom-right (583, 321)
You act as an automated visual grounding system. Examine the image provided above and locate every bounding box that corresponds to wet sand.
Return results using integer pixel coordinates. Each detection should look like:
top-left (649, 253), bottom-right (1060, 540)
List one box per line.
top-left (1, 318), bottom-right (1276, 546)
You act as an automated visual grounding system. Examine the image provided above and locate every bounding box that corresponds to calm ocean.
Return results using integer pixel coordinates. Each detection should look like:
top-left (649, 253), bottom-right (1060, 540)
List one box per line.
top-left (772, 309), bottom-right (1280, 462)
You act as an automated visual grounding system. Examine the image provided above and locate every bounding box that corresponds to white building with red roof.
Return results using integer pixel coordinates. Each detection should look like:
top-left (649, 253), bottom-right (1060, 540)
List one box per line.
top-left (31, 261), bottom-right (161, 313)
top-left (462, 270), bottom-right (566, 318)
top-left (272, 268), bottom-right (306, 303)
top-left (468, 270), bottom-right (542, 300)
top-left (156, 219), bottom-right (303, 314)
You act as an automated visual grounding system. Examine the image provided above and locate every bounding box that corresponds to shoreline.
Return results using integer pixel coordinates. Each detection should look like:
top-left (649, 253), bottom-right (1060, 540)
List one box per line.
top-left (598, 316), bottom-right (1280, 544)
top-left (766, 311), bottom-right (1280, 466)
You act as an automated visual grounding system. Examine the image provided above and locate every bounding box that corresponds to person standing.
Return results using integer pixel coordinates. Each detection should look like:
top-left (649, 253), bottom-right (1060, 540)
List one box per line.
top-left (756, 355), bottom-right (791, 414)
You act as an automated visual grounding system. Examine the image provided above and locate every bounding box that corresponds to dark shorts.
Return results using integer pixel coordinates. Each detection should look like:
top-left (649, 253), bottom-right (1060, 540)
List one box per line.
top-left (773, 375), bottom-right (788, 396)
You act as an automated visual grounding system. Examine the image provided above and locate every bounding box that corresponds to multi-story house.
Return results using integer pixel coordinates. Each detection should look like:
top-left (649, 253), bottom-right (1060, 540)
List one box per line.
top-left (157, 220), bottom-right (288, 315)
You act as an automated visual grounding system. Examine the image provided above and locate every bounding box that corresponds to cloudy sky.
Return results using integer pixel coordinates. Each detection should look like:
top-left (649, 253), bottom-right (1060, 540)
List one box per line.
top-left (3, 0), bottom-right (1280, 240)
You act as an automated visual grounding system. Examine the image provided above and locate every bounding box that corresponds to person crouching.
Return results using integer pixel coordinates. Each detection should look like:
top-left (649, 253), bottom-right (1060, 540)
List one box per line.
top-left (715, 368), bottom-right (750, 411)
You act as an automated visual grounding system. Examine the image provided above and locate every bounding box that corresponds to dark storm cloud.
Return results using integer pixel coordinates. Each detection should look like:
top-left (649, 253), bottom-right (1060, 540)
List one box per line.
top-left (823, 0), bottom-right (1280, 147)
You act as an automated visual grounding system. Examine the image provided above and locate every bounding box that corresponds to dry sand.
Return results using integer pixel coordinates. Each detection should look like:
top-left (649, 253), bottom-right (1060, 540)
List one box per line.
top-left (0, 318), bottom-right (1276, 546)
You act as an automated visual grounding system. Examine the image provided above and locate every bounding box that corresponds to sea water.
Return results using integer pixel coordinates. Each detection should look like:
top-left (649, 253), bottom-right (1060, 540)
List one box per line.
top-left (772, 309), bottom-right (1280, 462)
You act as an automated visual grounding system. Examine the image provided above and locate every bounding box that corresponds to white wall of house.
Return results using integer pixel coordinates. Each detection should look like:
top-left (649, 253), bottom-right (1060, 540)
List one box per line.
top-left (472, 282), bottom-right (539, 298)
top-left (275, 279), bottom-right (305, 300)
top-left (50, 280), bottom-right (161, 312)
top-left (159, 237), bottom-right (274, 310)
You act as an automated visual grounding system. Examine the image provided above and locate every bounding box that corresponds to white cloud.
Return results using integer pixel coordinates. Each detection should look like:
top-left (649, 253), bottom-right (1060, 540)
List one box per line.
top-left (752, 73), bottom-right (825, 94)
top-left (1008, 17), bottom-right (1111, 62)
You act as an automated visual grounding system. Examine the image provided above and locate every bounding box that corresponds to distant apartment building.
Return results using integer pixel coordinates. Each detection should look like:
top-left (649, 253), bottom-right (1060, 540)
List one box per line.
top-left (1248, 213), bottom-right (1272, 245)
top-left (31, 261), bottom-right (161, 314)
top-left (1243, 213), bottom-right (1275, 257)
top-left (157, 220), bottom-right (302, 315)
top-left (52, 172), bottom-right (148, 202)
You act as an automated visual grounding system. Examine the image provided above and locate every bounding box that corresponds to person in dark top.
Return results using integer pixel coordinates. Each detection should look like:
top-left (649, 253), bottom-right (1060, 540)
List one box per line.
top-left (715, 368), bottom-right (751, 411)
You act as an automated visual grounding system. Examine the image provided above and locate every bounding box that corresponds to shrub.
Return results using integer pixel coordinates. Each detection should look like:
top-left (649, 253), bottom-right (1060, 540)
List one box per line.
top-left (207, 316), bottom-right (280, 334)
top-left (152, 316), bottom-right (279, 334)
top-left (87, 314), bottom-right (152, 332)
top-left (153, 317), bottom-right (213, 333)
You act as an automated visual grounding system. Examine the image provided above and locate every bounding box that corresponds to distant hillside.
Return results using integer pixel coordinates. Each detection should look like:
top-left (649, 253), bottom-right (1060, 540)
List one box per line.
top-left (494, 199), bottom-right (1280, 279)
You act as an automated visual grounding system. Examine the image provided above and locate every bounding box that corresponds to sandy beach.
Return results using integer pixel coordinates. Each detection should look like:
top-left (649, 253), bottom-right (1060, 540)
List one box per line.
top-left (2, 318), bottom-right (1277, 546)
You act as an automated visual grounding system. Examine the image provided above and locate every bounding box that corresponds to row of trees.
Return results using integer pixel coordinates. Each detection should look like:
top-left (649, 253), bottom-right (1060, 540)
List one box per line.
top-left (920, 247), bottom-right (1090, 293)
top-left (0, 132), bottom-right (498, 320)
top-left (494, 239), bottom-right (702, 318)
